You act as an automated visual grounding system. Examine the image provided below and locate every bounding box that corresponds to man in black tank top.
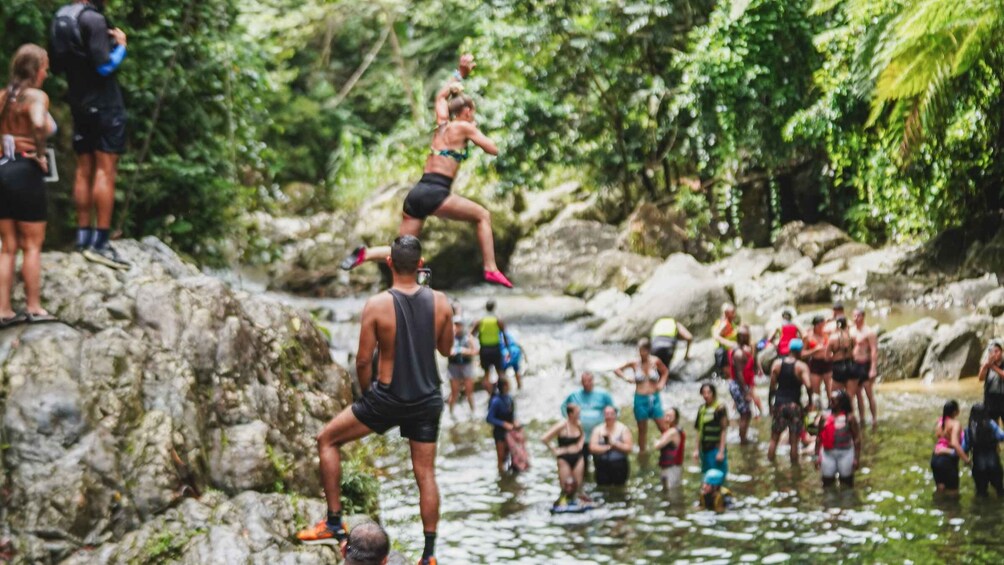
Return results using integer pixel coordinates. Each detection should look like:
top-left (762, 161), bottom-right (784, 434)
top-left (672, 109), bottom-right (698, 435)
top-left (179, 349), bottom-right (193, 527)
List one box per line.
top-left (767, 338), bottom-right (812, 464)
top-left (296, 236), bottom-right (453, 565)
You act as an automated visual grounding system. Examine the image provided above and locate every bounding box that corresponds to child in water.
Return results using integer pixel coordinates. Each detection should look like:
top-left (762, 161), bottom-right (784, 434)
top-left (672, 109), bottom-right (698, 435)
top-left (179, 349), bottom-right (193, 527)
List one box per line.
top-left (698, 469), bottom-right (734, 512)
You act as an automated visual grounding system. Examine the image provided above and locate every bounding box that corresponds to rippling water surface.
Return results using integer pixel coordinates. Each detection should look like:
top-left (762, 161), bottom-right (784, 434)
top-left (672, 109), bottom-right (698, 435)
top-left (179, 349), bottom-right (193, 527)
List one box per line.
top-left (300, 291), bottom-right (1003, 563)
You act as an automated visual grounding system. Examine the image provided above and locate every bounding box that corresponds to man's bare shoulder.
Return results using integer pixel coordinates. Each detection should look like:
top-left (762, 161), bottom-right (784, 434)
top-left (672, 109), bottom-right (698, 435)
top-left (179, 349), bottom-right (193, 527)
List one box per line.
top-left (363, 291), bottom-right (394, 312)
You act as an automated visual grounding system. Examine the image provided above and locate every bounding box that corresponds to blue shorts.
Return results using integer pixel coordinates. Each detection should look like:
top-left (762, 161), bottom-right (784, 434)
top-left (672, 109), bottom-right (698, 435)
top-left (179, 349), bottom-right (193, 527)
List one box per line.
top-left (633, 393), bottom-right (664, 421)
top-left (700, 447), bottom-right (729, 476)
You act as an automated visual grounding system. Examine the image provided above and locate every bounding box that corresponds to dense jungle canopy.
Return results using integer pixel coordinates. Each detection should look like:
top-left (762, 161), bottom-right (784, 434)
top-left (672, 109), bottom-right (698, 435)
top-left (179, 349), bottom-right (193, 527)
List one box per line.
top-left (2, 0), bottom-right (1002, 262)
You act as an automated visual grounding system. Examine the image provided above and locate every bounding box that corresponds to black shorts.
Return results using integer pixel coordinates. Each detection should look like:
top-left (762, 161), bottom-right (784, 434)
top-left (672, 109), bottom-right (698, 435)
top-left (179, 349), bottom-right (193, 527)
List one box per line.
top-left (832, 360), bottom-right (853, 384)
top-left (854, 361), bottom-right (871, 382)
top-left (71, 105), bottom-right (127, 155)
top-left (808, 358), bottom-right (832, 375)
top-left (986, 399), bottom-right (1004, 426)
top-left (403, 173), bottom-right (453, 219)
top-left (595, 454), bottom-right (629, 486)
top-left (0, 157), bottom-right (47, 222)
top-left (351, 382), bottom-right (443, 443)
top-left (652, 345), bottom-right (676, 369)
top-left (480, 344), bottom-right (504, 374)
top-left (931, 453), bottom-right (959, 490)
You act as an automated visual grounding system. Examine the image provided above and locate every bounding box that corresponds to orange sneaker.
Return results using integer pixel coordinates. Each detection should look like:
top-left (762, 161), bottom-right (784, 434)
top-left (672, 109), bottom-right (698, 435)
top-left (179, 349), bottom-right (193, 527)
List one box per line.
top-left (295, 519), bottom-right (346, 546)
top-left (418, 557), bottom-right (437, 565)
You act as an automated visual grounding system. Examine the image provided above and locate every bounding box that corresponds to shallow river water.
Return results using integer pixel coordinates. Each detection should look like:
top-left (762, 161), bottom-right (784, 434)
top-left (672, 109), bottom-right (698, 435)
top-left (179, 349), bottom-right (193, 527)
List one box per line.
top-left (267, 288), bottom-right (1003, 564)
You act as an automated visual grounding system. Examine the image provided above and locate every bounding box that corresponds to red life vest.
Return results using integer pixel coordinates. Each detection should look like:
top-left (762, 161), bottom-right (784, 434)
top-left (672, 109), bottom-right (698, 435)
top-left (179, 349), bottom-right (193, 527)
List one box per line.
top-left (728, 347), bottom-right (756, 387)
top-left (659, 429), bottom-right (686, 467)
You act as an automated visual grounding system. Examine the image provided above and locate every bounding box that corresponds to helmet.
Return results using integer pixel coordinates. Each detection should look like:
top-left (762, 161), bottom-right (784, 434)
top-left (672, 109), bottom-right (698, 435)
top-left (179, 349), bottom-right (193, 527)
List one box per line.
top-left (704, 469), bottom-right (725, 487)
top-left (789, 338), bottom-right (804, 352)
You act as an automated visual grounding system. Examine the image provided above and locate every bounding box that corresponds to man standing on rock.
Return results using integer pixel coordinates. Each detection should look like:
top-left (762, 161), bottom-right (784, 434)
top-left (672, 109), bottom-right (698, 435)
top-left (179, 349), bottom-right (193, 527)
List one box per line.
top-left (851, 308), bottom-right (878, 429)
top-left (50, 0), bottom-right (130, 269)
top-left (297, 235), bottom-right (452, 565)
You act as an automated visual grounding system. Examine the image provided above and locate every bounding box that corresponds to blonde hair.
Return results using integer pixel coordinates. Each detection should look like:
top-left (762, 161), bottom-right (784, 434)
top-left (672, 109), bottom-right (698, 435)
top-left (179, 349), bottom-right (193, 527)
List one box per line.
top-left (448, 94), bottom-right (474, 119)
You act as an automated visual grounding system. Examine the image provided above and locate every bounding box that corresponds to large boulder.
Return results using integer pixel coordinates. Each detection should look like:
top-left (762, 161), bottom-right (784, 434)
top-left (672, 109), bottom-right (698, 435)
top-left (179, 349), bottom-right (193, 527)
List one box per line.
top-left (773, 221), bottom-right (852, 264)
top-left (617, 202), bottom-right (687, 258)
top-left (876, 318), bottom-right (938, 381)
top-left (820, 242), bottom-right (873, 264)
top-left (1, 239), bottom-right (355, 563)
top-left (733, 261), bottom-right (831, 318)
top-left (508, 216), bottom-right (660, 298)
top-left (938, 274), bottom-right (999, 308)
top-left (598, 254), bottom-right (730, 342)
top-left (919, 320), bottom-right (985, 382)
top-left (963, 227), bottom-right (1004, 277)
top-left (978, 287), bottom-right (1004, 317)
top-left (518, 181), bottom-right (584, 231)
top-left (711, 247), bottom-right (774, 288)
top-left (669, 339), bottom-right (718, 382)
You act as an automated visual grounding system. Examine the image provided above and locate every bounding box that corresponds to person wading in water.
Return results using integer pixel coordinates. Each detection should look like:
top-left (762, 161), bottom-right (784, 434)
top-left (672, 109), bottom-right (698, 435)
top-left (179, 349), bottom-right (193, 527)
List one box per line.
top-left (340, 54), bottom-right (512, 288)
top-left (297, 236), bottom-right (453, 565)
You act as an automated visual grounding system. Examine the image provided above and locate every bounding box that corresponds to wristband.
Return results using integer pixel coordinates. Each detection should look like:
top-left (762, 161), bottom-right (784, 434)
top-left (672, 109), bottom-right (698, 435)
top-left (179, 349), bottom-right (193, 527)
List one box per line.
top-left (453, 69), bottom-right (464, 80)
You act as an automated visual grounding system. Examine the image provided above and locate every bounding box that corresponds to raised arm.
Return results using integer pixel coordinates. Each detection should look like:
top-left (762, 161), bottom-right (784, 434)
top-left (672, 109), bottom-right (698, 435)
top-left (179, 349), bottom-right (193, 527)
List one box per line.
top-left (461, 123), bottom-right (499, 156)
top-left (434, 54), bottom-right (475, 123)
top-left (677, 323), bottom-right (693, 359)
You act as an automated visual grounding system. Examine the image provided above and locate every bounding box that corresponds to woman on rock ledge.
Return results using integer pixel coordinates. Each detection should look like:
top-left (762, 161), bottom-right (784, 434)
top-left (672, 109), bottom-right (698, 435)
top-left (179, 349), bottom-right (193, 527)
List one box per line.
top-left (339, 54), bottom-right (512, 288)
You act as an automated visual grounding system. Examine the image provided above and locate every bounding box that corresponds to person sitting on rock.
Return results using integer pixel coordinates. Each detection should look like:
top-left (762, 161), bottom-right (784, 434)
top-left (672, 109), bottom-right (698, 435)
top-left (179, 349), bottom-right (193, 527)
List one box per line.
top-left (339, 54), bottom-right (512, 288)
top-left (297, 235), bottom-right (452, 565)
top-left (343, 522), bottom-right (390, 565)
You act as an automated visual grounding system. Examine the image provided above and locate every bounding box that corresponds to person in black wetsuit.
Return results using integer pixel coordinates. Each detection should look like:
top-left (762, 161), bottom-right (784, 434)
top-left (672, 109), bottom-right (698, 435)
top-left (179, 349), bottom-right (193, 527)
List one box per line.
top-left (50, 1), bottom-right (130, 269)
top-left (340, 54), bottom-right (512, 288)
top-left (296, 236), bottom-right (453, 565)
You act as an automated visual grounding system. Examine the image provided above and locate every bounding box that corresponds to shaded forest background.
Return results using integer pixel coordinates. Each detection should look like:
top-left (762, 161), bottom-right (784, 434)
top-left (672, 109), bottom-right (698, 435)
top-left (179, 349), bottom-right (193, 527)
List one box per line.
top-left (1, 0), bottom-right (1002, 264)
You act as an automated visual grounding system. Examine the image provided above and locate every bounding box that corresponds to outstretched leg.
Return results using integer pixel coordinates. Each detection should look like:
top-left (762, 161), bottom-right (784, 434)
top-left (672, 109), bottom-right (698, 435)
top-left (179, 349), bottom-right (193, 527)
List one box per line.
top-left (434, 195), bottom-right (512, 287)
top-left (340, 215), bottom-right (424, 270)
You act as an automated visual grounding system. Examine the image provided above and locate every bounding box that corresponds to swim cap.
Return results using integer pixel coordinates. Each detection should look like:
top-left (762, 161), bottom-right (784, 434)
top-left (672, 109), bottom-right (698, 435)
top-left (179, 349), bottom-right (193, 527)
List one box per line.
top-left (704, 469), bottom-right (725, 487)
top-left (789, 338), bottom-right (804, 352)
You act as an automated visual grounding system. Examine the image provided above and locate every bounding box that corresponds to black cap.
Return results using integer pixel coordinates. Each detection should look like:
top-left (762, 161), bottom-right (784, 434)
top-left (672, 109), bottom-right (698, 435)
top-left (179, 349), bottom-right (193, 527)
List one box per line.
top-left (832, 302), bottom-right (844, 311)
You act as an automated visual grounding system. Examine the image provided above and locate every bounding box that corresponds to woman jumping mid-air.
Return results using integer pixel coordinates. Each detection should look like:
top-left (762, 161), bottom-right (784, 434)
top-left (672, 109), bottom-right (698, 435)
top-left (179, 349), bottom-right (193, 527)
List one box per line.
top-left (340, 54), bottom-right (512, 288)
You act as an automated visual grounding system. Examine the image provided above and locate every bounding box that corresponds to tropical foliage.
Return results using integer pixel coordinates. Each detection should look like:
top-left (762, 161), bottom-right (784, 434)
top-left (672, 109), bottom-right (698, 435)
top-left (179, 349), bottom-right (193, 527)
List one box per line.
top-left (1, 0), bottom-right (1002, 259)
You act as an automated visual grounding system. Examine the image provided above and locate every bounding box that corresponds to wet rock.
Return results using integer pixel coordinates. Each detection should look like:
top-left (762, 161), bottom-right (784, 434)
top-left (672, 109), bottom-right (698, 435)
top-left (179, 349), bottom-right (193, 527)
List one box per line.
top-left (920, 321), bottom-right (984, 382)
top-left (769, 247), bottom-right (804, 271)
top-left (463, 295), bottom-right (588, 325)
top-left (519, 181), bottom-right (583, 230)
top-left (617, 202), bottom-right (687, 258)
top-left (978, 288), bottom-right (1004, 317)
top-left (208, 421), bottom-right (277, 493)
top-left (733, 267), bottom-right (831, 318)
top-left (963, 227), bottom-right (1004, 277)
top-left (876, 318), bottom-right (938, 382)
top-left (956, 314), bottom-right (995, 345)
top-left (773, 221), bottom-right (852, 264)
top-left (669, 340), bottom-right (718, 382)
top-left (820, 242), bottom-right (873, 264)
top-left (598, 254), bottom-right (730, 342)
top-left (508, 216), bottom-right (659, 298)
top-left (863, 271), bottom-right (933, 302)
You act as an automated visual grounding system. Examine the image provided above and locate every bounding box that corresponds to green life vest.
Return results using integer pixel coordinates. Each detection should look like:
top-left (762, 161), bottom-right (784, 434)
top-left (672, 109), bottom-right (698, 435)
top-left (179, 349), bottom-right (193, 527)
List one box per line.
top-left (651, 318), bottom-right (678, 339)
top-left (697, 402), bottom-right (723, 452)
top-left (479, 316), bottom-right (500, 346)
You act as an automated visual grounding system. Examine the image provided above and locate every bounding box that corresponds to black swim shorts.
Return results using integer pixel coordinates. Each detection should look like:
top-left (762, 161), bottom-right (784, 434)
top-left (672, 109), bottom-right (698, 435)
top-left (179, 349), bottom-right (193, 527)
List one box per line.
top-left (831, 360), bottom-right (853, 384)
top-left (930, 453), bottom-right (959, 490)
top-left (480, 344), bottom-right (505, 374)
top-left (854, 361), bottom-right (872, 382)
top-left (403, 173), bottom-right (453, 219)
top-left (0, 157), bottom-right (47, 222)
top-left (71, 105), bottom-right (127, 155)
top-left (352, 382), bottom-right (443, 443)
top-left (808, 358), bottom-right (832, 375)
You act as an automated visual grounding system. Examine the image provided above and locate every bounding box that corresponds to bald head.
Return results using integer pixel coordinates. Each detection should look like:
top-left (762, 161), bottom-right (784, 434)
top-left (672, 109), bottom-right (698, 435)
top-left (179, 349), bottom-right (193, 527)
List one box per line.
top-left (343, 523), bottom-right (390, 565)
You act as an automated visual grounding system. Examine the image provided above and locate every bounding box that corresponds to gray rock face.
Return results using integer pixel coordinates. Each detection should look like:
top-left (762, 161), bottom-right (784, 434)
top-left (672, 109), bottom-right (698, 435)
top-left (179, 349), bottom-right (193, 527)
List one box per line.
top-left (598, 254), bottom-right (730, 342)
top-left (670, 340), bottom-right (718, 382)
top-left (1, 239), bottom-right (353, 563)
top-left (978, 288), bottom-right (1004, 317)
top-left (773, 221), bottom-right (852, 264)
top-left (820, 242), bottom-right (872, 264)
top-left (939, 274), bottom-right (999, 308)
top-left (920, 320), bottom-right (985, 382)
top-left (617, 202), bottom-right (687, 259)
top-left (508, 217), bottom-right (660, 298)
top-left (876, 318), bottom-right (939, 381)
top-left (733, 266), bottom-right (831, 318)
